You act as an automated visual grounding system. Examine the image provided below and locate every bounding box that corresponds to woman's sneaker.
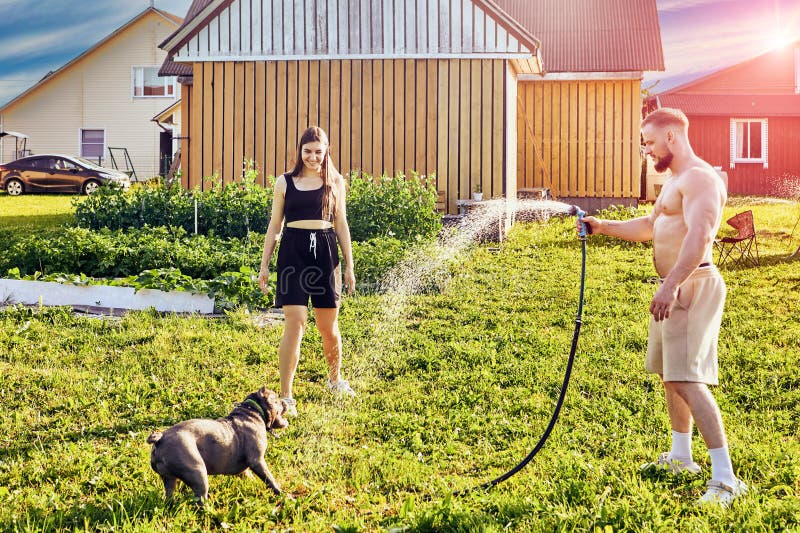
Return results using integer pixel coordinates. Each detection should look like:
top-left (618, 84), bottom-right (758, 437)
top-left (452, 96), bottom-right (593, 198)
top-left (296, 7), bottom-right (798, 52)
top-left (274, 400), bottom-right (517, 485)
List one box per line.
top-left (698, 478), bottom-right (748, 507)
top-left (326, 379), bottom-right (356, 397)
top-left (640, 452), bottom-right (701, 475)
top-left (281, 397), bottom-right (297, 417)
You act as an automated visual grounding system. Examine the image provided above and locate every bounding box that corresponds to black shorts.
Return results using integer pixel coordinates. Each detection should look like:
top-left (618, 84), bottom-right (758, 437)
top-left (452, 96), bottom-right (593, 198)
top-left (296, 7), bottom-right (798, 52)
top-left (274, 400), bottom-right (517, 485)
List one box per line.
top-left (275, 227), bottom-right (341, 308)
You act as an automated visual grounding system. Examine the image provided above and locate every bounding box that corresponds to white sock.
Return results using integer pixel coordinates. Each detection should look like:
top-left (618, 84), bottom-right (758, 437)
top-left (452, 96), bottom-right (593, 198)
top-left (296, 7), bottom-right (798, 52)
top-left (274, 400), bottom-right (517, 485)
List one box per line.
top-left (669, 430), bottom-right (693, 461)
top-left (709, 446), bottom-right (736, 485)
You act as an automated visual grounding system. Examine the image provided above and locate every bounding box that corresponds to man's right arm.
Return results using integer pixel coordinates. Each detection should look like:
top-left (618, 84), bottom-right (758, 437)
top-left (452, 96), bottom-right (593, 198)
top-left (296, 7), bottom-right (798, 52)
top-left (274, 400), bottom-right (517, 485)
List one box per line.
top-left (580, 213), bottom-right (655, 242)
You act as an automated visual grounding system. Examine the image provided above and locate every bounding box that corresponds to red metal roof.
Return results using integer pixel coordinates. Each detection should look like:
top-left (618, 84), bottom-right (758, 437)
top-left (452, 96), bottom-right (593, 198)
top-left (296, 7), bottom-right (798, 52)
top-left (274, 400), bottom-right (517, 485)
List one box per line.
top-left (656, 93), bottom-right (800, 117)
top-left (494, 0), bottom-right (664, 73)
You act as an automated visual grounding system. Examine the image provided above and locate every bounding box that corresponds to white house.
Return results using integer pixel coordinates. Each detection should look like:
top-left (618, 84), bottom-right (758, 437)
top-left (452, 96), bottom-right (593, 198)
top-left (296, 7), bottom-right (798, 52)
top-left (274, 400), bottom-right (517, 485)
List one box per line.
top-left (0, 7), bottom-right (183, 179)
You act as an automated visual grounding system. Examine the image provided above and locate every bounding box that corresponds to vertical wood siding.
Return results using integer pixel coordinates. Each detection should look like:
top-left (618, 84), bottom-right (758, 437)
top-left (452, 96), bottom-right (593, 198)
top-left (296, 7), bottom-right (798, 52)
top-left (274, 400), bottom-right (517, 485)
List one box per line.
top-left (686, 115), bottom-right (800, 197)
top-left (178, 0), bottom-right (530, 61)
top-left (182, 58), bottom-right (507, 213)
top-left (516, 79), bottom-right (642, 199)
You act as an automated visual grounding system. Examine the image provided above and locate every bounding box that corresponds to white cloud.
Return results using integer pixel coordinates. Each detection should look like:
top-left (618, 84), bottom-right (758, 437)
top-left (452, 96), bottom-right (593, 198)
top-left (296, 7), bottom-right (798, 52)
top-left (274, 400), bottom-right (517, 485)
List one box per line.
top-left (657, 9), bottom-right (792, 78)
top-left (0, 63), bottom-right (60, 107)
top-left (0, 23), bottom-right (103, 64)
top-left (657, 0), bottom-right (736, 12)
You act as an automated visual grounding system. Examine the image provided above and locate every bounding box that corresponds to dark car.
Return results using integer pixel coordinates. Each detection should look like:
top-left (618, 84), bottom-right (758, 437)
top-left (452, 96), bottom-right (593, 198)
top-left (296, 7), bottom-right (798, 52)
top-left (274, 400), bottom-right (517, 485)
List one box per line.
top-left (0, 154), bottom-right (131, 195)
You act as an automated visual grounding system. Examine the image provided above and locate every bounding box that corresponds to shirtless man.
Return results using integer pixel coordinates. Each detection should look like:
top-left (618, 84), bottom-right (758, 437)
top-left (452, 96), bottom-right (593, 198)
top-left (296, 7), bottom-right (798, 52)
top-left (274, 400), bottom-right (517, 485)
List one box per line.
top-left (580, 108), bottom-right (746, 506)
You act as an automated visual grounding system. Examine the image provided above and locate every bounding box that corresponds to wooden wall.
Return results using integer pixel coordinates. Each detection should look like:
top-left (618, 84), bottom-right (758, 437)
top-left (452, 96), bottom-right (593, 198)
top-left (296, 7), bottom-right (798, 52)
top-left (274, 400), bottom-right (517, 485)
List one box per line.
top-left (516, 79), bottom-right (642, 199)
top-left (686, 115), bottom-right (800, 196)
top-left (184, 58), bottom-right (509, 213)
top-left (176, 0), bottom-right (532, 61)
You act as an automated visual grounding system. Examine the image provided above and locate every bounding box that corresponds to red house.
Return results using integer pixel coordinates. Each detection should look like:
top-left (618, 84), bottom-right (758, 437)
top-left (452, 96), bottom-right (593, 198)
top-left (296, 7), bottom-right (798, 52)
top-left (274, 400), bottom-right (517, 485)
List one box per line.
top-left (646, 41), bottom-right (800, 197)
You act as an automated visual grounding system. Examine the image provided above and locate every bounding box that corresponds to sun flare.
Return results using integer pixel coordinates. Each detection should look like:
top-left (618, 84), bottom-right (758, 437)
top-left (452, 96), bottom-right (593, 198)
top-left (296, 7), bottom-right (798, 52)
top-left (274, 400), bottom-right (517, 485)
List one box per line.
top-left (767, 31), bottom-right (795, 50)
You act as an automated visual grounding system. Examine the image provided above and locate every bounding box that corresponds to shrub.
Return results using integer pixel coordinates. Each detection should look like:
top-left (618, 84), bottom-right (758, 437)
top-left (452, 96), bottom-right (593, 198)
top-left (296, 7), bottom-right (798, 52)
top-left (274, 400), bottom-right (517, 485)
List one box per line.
top-left (351, 236), bottom-right (408, 288)
top-left (73, 162), bottom-right (273, 238)
top-left (346, 172), bottom-right (441, 242)
top-left (74, 167), bottom-right (440, 242)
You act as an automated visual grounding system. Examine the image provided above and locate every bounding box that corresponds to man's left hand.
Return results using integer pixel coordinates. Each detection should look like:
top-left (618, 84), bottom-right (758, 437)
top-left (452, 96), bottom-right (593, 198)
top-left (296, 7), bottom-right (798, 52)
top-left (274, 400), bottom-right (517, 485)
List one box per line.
top-left (650, 283), bottom-right (678, 321)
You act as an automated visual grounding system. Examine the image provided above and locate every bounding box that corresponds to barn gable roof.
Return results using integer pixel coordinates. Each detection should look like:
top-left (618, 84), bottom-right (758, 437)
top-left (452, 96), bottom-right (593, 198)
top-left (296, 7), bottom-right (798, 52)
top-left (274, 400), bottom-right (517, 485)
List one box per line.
top-left (160, 0), bottom-right (541, 72)
top-left (494, 0), bottom-right (664, 73)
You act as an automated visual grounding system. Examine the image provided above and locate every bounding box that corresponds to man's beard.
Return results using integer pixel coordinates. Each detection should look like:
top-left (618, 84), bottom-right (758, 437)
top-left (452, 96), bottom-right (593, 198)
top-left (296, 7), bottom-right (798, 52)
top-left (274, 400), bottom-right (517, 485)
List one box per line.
top-left (653, 149), bottom-right (673, 173)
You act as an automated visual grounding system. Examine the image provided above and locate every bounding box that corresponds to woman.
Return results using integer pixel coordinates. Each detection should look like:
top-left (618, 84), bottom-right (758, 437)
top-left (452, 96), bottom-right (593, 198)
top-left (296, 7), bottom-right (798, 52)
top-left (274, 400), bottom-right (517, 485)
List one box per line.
top-left (257, 126), bottom-right (356, 417)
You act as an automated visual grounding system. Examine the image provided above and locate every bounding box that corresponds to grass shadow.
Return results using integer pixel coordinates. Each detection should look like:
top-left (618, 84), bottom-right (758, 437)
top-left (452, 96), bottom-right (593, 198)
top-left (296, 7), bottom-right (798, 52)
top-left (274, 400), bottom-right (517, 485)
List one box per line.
top-left (0, 414), bottom-right (202, 462)
top-left (8, 489), bottom-right (198, 531)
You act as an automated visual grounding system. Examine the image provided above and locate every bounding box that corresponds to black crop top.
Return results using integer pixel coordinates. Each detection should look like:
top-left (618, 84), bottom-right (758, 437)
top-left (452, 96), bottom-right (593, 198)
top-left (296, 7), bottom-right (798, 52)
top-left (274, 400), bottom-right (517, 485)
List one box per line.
top-left (283, 173), bottom-right (333, 223)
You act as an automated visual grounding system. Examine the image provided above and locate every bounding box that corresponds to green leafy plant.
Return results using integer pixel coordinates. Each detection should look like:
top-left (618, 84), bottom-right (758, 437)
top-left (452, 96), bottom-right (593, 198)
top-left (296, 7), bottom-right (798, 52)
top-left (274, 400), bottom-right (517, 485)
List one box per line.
top-left (73, 161), bottom-right (274, 239)
top-left (0, 226), bottom-right (269, 280)
top-left (346, 171), bottom-right (441, 242)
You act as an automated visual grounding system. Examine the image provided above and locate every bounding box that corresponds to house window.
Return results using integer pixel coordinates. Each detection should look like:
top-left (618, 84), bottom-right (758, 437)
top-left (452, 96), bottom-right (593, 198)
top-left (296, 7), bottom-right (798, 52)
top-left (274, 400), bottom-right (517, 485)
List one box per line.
top-left (730, 119), bottom-right (768, 168)
top-left (80, 129), bottom-right (105, 161)
top-left (133, 66), bottom-right (176, 97)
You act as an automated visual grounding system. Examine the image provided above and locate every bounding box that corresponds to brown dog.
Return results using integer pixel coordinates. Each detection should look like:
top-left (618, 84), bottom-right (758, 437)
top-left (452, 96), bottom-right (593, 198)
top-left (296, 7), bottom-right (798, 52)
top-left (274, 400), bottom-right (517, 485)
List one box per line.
top-left (147, 386), bottom-right (289, 502)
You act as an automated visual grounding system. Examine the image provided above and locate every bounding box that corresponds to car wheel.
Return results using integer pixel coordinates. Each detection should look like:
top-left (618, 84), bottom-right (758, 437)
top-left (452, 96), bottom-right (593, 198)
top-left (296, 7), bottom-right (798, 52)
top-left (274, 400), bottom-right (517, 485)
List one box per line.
top-left (83, 179), bottom-right (100, 195)
top-left (5, 178), bottom-right (23, 196)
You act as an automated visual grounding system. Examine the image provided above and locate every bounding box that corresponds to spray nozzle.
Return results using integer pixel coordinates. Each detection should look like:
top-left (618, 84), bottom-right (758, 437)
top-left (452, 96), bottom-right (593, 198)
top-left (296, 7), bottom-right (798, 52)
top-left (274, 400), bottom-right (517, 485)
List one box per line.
top-left (569, 205), bottom-right (591, 238)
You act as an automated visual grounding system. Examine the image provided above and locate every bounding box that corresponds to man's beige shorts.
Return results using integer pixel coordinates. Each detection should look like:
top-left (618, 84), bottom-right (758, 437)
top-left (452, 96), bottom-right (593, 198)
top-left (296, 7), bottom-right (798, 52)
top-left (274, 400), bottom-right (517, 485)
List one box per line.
top-left (645, 267), bottom-right (726, 385)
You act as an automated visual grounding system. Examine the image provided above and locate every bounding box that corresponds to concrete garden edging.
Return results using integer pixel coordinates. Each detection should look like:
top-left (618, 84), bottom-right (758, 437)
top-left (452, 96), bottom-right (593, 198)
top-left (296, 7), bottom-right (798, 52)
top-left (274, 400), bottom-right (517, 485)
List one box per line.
top-left (0, 279), bottom-right (215, 314)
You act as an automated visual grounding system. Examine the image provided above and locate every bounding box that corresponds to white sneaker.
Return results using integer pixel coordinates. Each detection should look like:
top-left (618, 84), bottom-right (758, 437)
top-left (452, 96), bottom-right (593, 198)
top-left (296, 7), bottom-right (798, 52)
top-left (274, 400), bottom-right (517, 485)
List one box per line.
top-left (640, 452), bottom-right (701, 475)
top-left (281, 397), bottom-right (297, 417)
top-left (698, 479), bottom-right (748, 507)
top-left (326, 379), bottom-right (356, 397)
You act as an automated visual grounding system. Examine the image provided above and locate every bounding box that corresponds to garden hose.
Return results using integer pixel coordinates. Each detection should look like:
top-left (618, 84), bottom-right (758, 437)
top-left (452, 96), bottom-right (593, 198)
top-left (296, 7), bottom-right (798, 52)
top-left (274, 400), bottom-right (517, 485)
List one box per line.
top-left (455, 206), bottom-right (589, 496)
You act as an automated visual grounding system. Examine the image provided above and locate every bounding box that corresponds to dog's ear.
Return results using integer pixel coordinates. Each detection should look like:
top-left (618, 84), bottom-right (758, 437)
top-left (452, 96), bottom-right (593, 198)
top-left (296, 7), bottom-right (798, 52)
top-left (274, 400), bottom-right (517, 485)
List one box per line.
top-left (258, 386), bottom-right (269, 398)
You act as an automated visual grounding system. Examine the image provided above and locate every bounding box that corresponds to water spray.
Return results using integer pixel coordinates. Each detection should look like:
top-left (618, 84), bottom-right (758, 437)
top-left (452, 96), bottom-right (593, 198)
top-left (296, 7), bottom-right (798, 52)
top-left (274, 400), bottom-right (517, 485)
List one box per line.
top-left (454, 204), bottom-right (589, 496)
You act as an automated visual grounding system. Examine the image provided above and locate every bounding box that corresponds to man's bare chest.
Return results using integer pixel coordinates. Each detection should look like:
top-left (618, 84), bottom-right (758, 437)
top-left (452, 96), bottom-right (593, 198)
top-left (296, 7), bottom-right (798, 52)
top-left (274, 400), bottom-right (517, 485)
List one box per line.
top-left (654, 179), bottom-right (683, 217)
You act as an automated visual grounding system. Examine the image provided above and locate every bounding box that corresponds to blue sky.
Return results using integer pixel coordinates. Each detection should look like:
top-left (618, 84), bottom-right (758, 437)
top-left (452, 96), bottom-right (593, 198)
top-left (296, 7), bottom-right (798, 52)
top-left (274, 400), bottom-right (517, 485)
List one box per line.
top-left (1, 0), bottom-right (799, 107)
top-left (0, 0), bottom-right (192, 107)
top-left (642, 0), bottom-right (800, 92)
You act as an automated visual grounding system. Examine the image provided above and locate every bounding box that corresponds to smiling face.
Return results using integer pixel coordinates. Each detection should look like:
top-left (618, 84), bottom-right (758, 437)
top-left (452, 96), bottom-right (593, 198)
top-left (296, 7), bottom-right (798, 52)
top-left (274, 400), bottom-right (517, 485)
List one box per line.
top-left (300, 141), bottom-right (327, 175)
top-left (642, 123), bottom-right (674, 173)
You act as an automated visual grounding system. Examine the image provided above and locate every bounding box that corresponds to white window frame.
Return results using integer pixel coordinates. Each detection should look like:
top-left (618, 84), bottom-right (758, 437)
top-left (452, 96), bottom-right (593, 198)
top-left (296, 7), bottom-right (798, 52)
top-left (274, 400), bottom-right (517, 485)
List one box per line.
top-left (132, 66), bottom-right (177, 98)
top-left (730, 118), bottom-right (768, 169)
top-left (79, 128), bottom-right (106, 162)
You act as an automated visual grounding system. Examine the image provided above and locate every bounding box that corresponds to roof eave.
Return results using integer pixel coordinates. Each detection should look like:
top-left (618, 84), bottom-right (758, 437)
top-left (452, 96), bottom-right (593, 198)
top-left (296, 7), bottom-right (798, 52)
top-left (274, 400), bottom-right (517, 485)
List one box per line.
top-left (474, 0), bottom-right (542, 61)
top-left (160, 0), bottom-right (225, 52)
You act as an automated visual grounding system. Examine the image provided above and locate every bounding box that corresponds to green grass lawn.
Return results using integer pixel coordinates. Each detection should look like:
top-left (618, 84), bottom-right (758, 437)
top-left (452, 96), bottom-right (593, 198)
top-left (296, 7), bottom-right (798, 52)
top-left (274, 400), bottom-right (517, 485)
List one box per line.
top-left (0, 192), bottom-right (78, 233)
top-left (0, 196), bottom-right (798, 531)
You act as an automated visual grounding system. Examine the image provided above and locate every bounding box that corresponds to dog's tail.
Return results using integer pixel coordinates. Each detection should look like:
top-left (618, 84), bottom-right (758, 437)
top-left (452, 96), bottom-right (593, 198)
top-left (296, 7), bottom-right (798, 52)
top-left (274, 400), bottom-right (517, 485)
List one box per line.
top-left (147, 431), bottom-right (163, 445)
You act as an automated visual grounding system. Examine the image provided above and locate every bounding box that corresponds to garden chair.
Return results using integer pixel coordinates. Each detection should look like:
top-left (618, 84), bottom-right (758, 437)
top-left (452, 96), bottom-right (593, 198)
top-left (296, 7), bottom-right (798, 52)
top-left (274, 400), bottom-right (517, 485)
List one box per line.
top-left (714, 210), bottom-right (759, 267)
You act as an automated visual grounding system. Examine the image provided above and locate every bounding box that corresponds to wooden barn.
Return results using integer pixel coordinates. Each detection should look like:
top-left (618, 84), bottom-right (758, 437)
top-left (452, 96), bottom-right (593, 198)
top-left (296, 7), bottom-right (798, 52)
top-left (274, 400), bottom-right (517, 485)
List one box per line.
top-left (646, 40), bottom-right (800, 197)
top-left (159, 0), bottom-right (665, 213)
top-left (498, 0), bottom-right (664, 210)
top-left (159, 0), bottom-right (542, 213)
